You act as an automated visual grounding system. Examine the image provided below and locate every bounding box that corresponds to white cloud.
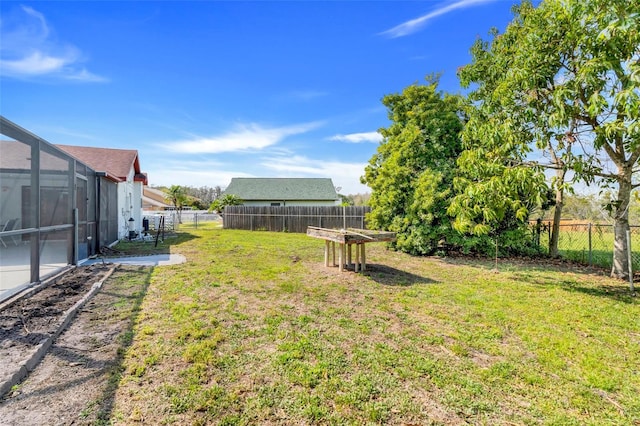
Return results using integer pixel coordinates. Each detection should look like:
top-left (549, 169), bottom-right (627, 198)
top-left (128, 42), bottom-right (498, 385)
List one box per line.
top-left (2, 51), bottom-right (72, 75)
top-left (142, 151), bottom-right (370, 194)
top-left (0, 5), bottom-right (106, 82)
top-left (22, 6), bottom-right (50, 37)
top-left (147, 168), bottom-right (249, 189)
top-left (65, 68), bottom-right (108, 82)
top-left (260, 155), bottom-right (370, 194)
top-left (163, 121), bottom-right (323, 154)
top-left (142, 157), bottom-right (243, 188)
top-left (380, 0), bottom-right (497, 38)
top-left (329, 131), bottom-right (382, 144)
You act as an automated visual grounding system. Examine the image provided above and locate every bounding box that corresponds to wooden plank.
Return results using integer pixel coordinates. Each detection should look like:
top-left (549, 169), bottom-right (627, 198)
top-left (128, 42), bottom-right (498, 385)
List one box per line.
top-left (332, 241), bottom-right (336, 266)
top-left (361, 243), bottom-right (366, 271)
top-left (307, 227), bottom-right (395, 243)
top-left (307, 226), bottom-right (347, 243)
top-left (324, 240), bottom-right (329, 267)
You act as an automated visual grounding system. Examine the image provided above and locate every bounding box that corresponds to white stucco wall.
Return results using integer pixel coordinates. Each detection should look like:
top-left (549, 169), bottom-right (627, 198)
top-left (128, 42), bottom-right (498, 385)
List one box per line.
top-left (116, 167), bottom-right (144, 239)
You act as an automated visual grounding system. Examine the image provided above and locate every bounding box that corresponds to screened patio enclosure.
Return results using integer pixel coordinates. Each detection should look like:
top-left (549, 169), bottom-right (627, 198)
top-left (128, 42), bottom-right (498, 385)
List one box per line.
top-left (0, 116), bottom-right (117, 301)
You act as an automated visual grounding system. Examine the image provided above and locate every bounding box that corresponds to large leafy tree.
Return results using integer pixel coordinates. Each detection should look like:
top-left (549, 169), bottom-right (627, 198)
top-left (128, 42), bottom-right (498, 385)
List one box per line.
top-left (455, 0), bottom-right (639, 278)
top-left (362, 79), bottom-right (464, 255)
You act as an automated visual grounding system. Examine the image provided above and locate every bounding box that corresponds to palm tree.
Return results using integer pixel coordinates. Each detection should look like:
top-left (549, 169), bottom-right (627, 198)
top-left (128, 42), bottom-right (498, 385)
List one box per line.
top-left (164, 185), bottom-right (187, 223)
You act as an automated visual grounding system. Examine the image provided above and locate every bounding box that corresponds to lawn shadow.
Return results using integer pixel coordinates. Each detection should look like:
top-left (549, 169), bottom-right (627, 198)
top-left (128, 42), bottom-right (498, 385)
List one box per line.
top-left (515, 271), bottom-right (637, 303)
top-left (559, 282), bottom-right (637, 302)
top-left (363, 263), bottom-right (439, 286)
top-left (441, 255), bottom-right (637, 303)
top-left (110, 230), bottom-right (201, 256)
top-left (517, 272), bottom-right (637, 303)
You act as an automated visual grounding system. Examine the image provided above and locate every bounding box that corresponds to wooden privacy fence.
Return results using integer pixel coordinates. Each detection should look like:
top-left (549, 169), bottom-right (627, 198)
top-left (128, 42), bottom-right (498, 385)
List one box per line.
top-left (223, 206), bottom-right (371, 233)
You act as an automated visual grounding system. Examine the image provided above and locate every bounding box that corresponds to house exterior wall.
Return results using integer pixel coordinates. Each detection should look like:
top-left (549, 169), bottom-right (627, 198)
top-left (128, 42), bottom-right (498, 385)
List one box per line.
top-left (241, 199), bottom-right (340, 207)
top-left (132, 180), bottom-right (143, 234)
top-left (115, 167), bottom-right (144, 239)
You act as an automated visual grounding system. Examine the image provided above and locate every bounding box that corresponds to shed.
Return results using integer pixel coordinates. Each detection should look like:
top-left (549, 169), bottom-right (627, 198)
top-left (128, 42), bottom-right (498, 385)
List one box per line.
top-left (224, 177), bottom-right (340, 207)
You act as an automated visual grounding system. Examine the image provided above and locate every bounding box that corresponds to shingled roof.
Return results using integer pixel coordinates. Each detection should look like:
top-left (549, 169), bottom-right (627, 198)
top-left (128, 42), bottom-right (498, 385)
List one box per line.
top-left (56, 144), bottom-right (147, 184)
top-left (143, 186), bottom-right (172, 209)
top-left (224, 178), bottom-right (339, 201)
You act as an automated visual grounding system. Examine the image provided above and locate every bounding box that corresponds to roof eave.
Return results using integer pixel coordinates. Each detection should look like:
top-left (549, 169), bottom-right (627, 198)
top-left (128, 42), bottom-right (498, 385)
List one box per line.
top-left (96, 171), bottom-right (124, 183)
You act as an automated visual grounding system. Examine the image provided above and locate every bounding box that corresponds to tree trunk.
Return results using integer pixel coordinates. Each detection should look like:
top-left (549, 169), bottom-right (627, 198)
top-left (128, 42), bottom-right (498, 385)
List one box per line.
top-left (546, 143), bottom-right (567, 258)
top-left (549, 204), bottom-right (562, 257)
top-left (611, 174), bottom-right (632, 279)
top-left (549, 186), bottom-right (564, 258)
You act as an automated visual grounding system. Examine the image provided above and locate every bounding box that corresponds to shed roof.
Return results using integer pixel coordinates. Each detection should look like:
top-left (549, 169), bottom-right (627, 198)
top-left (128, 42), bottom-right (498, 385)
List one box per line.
top-left (225, 178), bottom-right (339, 201)
top-left (56, 144), bottom-right (147, 184)
top-left (143, 186), bottom-right (172, 209)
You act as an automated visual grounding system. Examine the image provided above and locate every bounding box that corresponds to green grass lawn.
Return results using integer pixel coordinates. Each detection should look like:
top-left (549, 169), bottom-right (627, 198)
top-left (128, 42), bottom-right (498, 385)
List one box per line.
top-left (108, 224), bottom-right (640, 425)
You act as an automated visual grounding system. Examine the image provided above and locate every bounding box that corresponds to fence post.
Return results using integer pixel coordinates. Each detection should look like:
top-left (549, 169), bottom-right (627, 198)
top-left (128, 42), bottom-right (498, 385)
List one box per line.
top-left (343, 206), bottom-right (346, 230)
top-left (589, 223), bottom-right (592, 266)
top-left (627, 229), bottom-right (634, 293)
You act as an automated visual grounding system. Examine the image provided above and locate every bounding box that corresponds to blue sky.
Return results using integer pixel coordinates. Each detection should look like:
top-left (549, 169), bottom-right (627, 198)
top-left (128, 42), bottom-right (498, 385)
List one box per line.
top-left (1, 0), bottom-right (523, 194)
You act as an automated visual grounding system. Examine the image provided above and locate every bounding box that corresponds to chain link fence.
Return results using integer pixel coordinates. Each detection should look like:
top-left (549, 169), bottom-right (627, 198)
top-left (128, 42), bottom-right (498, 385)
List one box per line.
top-left (533, 221), bottom-right (640, 271)
top-left (142, 210), bottom-right (221, 232)
top-left (178, 211), bottom-right (221, 229)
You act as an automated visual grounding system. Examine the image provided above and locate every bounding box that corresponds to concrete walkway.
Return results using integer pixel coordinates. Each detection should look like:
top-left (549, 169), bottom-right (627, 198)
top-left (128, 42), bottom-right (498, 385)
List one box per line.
top-left (79, 253), bottom-right (187, 267)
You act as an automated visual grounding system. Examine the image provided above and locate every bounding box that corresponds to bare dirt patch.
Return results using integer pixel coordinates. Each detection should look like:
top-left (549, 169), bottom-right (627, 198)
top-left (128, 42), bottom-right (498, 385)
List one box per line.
top-left (0, 264), bottom-right (151, 425)
top-left (0, 265), bottom-right (113, 383)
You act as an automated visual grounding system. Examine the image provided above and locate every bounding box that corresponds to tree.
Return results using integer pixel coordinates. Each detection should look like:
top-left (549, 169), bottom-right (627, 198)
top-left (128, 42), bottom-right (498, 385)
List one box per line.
top-left (338, 194), bottom-right (353, 206)
top-left (361, 79), bottom-right (465, 255)
top-left (164, 185), bottom-right (188, 223)
top-left (209, 194), bottom-right (243, 213)
top-left (183, 185), bottom-right (223, 206)
top-left (559, 194), bottom-right (611, 222)
top-left (346, 193), bottom-right (371, 206)
top-left (456, 0), bottom-right (639, 278)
